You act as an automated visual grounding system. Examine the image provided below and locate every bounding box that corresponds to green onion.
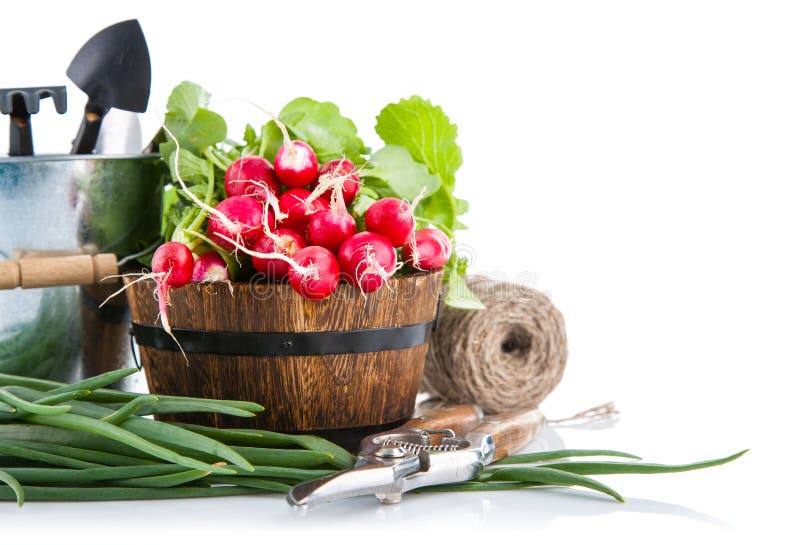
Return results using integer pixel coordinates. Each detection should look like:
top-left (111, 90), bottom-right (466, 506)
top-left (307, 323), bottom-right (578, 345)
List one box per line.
top-left (0, 439), bottom-right (101, 470)
top-left (12, 391), bottom-right (254, 472)
top-left (84, 392), bottom-right (264, 413)
top-left (0, 439), bottom-right (158, 467)
top-left (36, 390), bottom-right (92, 406)
top-left (178, 424), bottom-right (355, 469)
top-left (497, 449), bottom-right (642, 465)
top-left (0, 373), bottom-right (62, 391)
top-left (538, 450), bottom-right (749, 475)
top-left (45, 368), bottom-right (138, 396)
top-left (0, 369), bottom-right (747, 506)
top-left (0, 371), bottom-right (264, 413)
top-left (417, 481), bottom-right (541, 493)
top-left (1, 464), bottom-right (181, 484)
top-left (111, 468), bottom-right (213, 488)
top-left (171, 444), bottom-right (334, 468)
top-left (477, 466), bottom-right (625, 502)
top-left (242, 466), bottom-right (335, 481)
top-left (0, 388), bottom-right (71, 415)
top-left (206, 476), bottom-right (290, 493)
top-left (0, 485), bottom-right (264, 502)
top-left (0, 469), bottom-right (24, 506)
top-left (22, 413), bottom-right (235, 475)
top-left (120, 400), bottom-right (256, 419)
top-left (0, 424), bottom-right (160, 459)
top-left (101, 395), bottom-right (159, 425)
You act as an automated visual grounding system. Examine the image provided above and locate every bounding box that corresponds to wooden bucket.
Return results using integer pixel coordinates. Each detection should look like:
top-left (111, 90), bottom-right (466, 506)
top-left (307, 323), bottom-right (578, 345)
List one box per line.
top-left (125, 271), bottom-right (443, 449)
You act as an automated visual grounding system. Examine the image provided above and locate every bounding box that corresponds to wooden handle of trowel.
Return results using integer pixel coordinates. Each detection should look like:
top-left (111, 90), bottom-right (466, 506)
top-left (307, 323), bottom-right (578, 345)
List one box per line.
top-left (0, 253), bottom-right (118, 290)
top-left (472, 407), bottom-right (545, 461)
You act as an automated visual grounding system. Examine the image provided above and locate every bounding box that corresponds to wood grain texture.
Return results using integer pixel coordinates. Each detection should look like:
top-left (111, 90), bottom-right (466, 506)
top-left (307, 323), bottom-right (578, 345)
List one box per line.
top-left (125, 271), bottom-right (443, 434)
top-left (473, 407), bottom-right (545, 461)
top-left (403, 404), bottom-right (483, 436)
top-left (0, 253), bottom-right (118, 290)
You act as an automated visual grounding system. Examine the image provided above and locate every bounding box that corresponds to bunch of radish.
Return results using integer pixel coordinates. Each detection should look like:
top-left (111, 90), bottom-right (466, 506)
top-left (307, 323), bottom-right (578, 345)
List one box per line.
top-left (149, 129), bottom-right (451, 318)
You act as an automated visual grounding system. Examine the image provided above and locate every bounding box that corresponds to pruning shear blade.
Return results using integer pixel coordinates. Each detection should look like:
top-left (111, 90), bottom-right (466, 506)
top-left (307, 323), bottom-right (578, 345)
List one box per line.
top-left (287, 405), bottom-right (543, 509)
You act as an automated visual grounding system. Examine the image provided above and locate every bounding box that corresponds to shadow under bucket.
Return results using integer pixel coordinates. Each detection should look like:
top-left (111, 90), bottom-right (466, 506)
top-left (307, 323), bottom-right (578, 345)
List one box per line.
top-left (126, 270), bottom-right (443, 450)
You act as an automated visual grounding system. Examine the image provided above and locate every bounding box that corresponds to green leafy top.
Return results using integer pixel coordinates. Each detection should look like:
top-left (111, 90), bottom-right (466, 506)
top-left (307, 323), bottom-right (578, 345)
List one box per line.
top-left (375, 96), bottom-right (463, 191)
top-left (258, 98), bottom-right (369, 165)
top-left (159, 81), bottom-right (227, 158)
top-left (365, 96), bottom-right (483, 308)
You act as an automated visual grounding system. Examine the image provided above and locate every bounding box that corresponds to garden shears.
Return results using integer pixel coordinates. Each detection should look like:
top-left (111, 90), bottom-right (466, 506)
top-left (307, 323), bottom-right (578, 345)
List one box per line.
top-left (287, 404), bottom-right (545, 508)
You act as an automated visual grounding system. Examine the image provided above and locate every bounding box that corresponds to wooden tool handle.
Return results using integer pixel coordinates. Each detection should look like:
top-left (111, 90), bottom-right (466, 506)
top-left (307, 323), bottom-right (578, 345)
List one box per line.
top-left (473, 407), bottom-right (545, 461)
top-left (403, 404), bottom-right (484, 436)
top-left (11, 244), bottom-right (98, 260)
top-left (0, 254), bottom-right (119, 290)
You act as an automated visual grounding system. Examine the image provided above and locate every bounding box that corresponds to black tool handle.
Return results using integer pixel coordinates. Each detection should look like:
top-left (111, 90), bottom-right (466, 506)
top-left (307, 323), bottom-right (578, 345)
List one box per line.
top-left (9, 113), bottom-right (33, 156)
top-left (71, 103), bottom-right (108, 154)
top-left (8, 92), bottom-right (33, 156)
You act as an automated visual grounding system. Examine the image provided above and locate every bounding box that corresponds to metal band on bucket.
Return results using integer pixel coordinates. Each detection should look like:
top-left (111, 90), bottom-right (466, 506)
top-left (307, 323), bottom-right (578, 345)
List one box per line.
top-left (130, 321), bottom-right (434, 357)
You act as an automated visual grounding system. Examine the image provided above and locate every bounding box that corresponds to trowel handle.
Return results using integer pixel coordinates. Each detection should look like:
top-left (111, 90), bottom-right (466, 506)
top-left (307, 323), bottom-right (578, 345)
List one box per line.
top-left (473, 407), bottom-right (545, 461)
top-left (9, 114), bottom-right (33, 157)
top-left (0, 253), bottom-right (118, 290)
top-left (71, 105), bottom-right (108, 155)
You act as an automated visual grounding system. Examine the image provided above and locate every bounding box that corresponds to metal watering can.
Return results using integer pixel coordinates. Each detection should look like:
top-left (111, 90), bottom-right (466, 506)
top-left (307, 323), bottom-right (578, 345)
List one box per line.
top-left (0, 155), bottom-right (164, 388)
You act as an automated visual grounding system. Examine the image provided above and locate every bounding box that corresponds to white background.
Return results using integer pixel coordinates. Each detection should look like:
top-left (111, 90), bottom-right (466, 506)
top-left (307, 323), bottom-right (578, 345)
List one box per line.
top-left (1, 0), bottom-right (798, 542)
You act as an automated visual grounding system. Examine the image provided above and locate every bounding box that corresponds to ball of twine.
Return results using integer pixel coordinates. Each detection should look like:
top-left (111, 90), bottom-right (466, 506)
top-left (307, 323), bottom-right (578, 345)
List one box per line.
top-left (421, 276), bottom-right (568, 413)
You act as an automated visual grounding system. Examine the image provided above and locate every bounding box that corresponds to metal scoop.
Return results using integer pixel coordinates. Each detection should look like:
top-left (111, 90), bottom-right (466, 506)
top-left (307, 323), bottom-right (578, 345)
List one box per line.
top-left (67, 19), bottom-right (151, 154)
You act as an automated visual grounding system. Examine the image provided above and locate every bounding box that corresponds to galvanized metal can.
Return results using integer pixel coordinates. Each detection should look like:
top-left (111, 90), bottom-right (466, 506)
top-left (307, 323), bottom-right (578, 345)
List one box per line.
top-left (0, 154), bottom-right (164, 388)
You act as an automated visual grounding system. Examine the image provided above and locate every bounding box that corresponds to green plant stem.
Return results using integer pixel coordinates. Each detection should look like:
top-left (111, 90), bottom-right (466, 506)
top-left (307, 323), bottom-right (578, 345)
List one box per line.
top-left (0, 485), bottom-right (264, 502)
top-left (0, 439), bottom-right (158, 467)
top-left (0, 389), bottom-right (71, 415)
top-left (0, 469), bottom-right (24, 507)
top-left (0, 440), bottom-right (101, 470)
top-left (178, 424), bottom-right (355, 469)
top-left (497, 449), bottom-right (642, 465)
top-left (1, 464), bottom-right (182, 484)
top-left (206, 476), bottom-right (290, 493)
top-left (537, 450), bottom-right (749, 476)
top-left (101, 396), bottom-right (159, 425)
top-left (21, 413), bottom-right (235, 475)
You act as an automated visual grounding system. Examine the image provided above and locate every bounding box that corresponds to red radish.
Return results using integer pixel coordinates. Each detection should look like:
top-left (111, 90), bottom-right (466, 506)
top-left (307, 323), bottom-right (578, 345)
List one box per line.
top-left (207, 196), bottom-right (266, 252)
top-left (288, 246), bottom-right (340, 301)
top-left (191, 252), bottom-right (230, 282)
top-left (364, 189), bottom-right (427, 248)
top-left (311, 159), bottom-right (361, 205)
top-left (306, 178), bottom-right (357, 254)
top-left (151, 242), bottom-right (194, 336)
top-left (364, 197), bottom-right (414, 247)
top-left (338, 231), bottom-right (397, 294)
top-left (274, 140), bottom-right (318, 188)
top-left (251, 228), bottom-right (306, 280)
top-left (365, 197), bottom-right (416, 247)
top-left (270, 116), bottom-right (318, 188)
top-left (307, 209), bottom-right (357, 254)
top-left (224, 156), bottom-right (279, 200)
top-left (278, 188), bottom-right (328, 235)
top-left (402, 228), bottom-right (452, 270)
